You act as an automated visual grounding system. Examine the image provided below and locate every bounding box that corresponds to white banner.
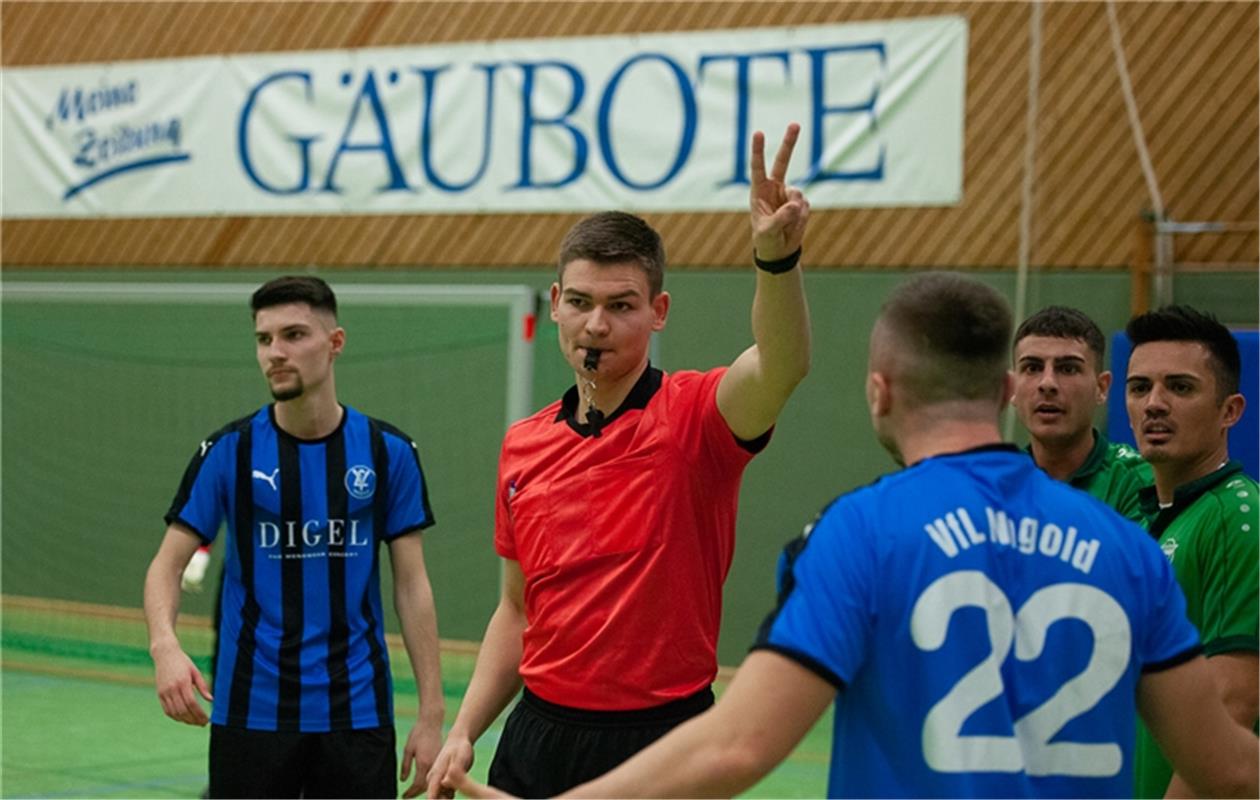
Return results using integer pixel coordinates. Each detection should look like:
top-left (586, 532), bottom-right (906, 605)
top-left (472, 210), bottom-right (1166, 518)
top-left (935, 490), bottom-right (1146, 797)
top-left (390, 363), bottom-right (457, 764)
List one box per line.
top-left (2, 17), bottom-right (967, 218)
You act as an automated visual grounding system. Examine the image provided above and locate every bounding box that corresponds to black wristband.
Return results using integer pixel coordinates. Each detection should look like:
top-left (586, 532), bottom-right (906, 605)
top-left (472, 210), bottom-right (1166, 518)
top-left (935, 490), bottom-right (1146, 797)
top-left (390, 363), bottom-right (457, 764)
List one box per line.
top-left (754, 247), bottom-right (802, 274)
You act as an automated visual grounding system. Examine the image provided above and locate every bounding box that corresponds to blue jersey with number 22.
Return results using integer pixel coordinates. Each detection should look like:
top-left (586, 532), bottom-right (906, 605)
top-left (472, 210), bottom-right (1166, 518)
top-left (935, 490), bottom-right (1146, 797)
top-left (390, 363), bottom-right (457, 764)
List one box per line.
top-left (757, 445), bottom-right (1199, 798)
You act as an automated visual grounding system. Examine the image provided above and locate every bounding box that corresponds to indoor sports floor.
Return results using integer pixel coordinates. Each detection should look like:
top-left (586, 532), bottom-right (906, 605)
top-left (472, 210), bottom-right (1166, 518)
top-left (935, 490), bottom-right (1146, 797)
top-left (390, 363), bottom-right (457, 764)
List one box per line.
top-left (1, 604), bottom-right (832, 798)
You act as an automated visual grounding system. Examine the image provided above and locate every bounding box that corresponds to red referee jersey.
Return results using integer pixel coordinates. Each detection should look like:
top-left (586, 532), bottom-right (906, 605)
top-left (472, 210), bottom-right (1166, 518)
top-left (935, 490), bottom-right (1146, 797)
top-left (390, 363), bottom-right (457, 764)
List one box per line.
top-left (494, 366), bottom-right (766, 710)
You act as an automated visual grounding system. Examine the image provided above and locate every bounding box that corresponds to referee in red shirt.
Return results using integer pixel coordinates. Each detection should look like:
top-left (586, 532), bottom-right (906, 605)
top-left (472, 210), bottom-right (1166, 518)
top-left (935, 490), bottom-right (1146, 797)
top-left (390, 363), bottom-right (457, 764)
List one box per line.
top-left (426, 124), bottom-right (813, 799)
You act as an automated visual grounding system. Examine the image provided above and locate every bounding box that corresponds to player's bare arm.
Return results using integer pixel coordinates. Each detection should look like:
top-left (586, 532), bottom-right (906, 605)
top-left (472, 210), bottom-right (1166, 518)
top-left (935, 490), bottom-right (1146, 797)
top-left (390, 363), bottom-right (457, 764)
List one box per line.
top-left (1211, 651), bottom-right (1260, 729)
top-left (391, 532), bottom-right (446, 799)
top-left (561, 651), bottom-right (832, 798)
top-left (717, 122), bottom-right (812, 441)
top-left (1138, 656), bottom-right (1259, 798)
top-left (144, 523), bottom-right (214, 727)
top-left (1162, 651), bottom-right (1259, 798)
top-left (427, 558), bottom-right (527, 799)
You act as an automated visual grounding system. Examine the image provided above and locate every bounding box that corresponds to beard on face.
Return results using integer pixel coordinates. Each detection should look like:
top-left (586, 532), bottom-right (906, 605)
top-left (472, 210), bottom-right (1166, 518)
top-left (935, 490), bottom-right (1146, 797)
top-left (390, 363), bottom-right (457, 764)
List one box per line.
top-left (269, 377), bottom-right (304, 402)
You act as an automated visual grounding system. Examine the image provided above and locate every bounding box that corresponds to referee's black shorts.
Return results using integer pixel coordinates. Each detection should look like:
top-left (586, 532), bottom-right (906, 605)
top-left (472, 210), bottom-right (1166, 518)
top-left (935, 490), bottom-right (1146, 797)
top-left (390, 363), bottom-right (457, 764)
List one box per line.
top-left (488, 685), bottom-right (715, 797)
top-left (208, 723), bottom-right (396, 798)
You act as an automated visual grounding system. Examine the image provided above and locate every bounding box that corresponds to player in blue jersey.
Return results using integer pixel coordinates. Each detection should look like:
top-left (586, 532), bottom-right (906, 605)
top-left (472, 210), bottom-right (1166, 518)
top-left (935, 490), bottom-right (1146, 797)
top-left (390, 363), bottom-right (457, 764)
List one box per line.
top-left (453, 273), bottom-right (1258, 799)
top-left (144, 276), bottom-right (444, 799)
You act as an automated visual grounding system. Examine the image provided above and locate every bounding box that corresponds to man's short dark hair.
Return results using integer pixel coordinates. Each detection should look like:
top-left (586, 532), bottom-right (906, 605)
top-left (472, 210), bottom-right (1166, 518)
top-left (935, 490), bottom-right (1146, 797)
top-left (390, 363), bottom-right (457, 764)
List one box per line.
top-left (557, 211), bottom-right (665, 296)
top-left (1126, 305), bottom-right (1240, 398)
top-left (877, 273), bottom-right (1012, 407)
top-left (251, 276), bottom-right (338, 319)
top-left (1014, 305), bottom-right (1107, 370)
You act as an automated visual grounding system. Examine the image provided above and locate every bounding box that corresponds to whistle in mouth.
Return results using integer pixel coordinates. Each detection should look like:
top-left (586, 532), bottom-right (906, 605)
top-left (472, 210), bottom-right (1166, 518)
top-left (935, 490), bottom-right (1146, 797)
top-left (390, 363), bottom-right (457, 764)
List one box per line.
top-left (583, 348), bottom-right (602, 372)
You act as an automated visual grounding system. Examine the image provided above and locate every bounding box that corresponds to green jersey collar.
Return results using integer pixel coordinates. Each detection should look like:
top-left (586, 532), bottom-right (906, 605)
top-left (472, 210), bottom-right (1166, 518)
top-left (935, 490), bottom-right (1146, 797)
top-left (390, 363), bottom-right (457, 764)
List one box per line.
top-left (1069, 429), bottom-right (1112, 485)
top-left (1025, 428), bottom-right (1108, 488)
top-left (1141, 460), bottom-right (1247, 537)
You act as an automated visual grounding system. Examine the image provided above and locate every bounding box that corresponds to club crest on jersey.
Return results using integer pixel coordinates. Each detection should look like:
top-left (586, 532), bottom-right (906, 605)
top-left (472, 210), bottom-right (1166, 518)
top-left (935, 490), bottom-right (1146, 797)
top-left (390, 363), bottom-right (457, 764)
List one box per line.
top-left (345, 465), bottom-right (376, 499)
top-left (1161, 537), bottom-right (1178, 563)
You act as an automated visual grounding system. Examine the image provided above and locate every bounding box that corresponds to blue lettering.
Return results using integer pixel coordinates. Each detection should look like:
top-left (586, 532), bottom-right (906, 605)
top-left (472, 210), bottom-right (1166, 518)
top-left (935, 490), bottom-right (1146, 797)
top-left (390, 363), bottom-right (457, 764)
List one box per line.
top-left (237, 71), bottom-right (320, 195)
top-left (323, 70), bottom-right (411, 193)
top-left (73, 129), bottom-right (97, 169)
top-left (598, 53), bottom-right (697, 191)
top-left (71, 118), bottom-right (181, 170)
top-left (697, 51), bottom-right (791, 187)
top-left (46, 80), bottom-right (138, 130)
top-left (511, 61), bottom-right (586, 190)
top-left (416, 63), bottom-right (499, 192)
top-left (803, 43), bottom-right (886, 183)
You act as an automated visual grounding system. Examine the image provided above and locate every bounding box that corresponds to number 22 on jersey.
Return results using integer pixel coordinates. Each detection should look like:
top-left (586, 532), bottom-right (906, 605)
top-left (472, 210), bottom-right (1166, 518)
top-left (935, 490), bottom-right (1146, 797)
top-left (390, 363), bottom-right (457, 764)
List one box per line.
top-left (910, 570), bottom-right (1130, 777)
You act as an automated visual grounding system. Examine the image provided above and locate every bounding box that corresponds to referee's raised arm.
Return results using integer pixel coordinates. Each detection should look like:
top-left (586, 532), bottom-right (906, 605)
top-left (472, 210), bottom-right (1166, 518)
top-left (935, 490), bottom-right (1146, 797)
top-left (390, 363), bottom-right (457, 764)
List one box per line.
top-left (716, 122), bottom-right (812, 442)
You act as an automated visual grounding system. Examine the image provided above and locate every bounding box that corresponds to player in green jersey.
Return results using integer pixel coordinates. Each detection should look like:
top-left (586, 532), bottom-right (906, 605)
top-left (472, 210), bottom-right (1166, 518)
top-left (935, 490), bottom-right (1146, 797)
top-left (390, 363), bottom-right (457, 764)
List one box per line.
top-left (1012, 306), bottom-right (1152, 521)
top-left (1125, 304), bottom-right (1258, 798)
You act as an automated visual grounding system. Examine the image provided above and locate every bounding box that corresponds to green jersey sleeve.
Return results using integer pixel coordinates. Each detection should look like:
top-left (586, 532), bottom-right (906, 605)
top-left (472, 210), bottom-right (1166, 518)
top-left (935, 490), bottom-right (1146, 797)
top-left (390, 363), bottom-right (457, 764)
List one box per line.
top-left (1196, 475), bottom-right (1259, 654)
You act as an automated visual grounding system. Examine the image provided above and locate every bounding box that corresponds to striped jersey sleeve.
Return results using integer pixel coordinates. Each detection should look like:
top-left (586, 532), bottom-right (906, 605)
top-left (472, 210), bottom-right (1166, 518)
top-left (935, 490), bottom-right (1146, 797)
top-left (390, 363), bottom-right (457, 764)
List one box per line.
top-left (164, 415), bottom-right (252, 541)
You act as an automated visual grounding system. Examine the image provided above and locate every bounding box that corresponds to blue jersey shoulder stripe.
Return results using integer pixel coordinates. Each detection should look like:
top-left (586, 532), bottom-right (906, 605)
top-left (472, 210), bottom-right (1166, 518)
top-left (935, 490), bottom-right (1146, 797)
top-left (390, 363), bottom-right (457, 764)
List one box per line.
top-left (372, 416), bottom-right (436, 531)
top-left (164, 412), bottom-right (254, 536)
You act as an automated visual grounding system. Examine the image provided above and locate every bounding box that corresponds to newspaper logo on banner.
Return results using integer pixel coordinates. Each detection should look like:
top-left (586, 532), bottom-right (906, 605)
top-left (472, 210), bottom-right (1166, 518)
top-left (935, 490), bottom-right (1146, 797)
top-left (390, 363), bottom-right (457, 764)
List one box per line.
top-left (3, 17), bottom-right (967, 217)
top-left (42, 77), bottom-right (191, 201)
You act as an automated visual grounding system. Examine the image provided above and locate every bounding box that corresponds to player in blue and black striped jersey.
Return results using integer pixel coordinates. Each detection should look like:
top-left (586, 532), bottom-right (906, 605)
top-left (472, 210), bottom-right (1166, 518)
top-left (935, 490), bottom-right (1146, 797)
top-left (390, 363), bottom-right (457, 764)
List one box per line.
top-left (457, 274), bottom-right (1259, 799)
top-left (144, 276), bottom-right (443, 799)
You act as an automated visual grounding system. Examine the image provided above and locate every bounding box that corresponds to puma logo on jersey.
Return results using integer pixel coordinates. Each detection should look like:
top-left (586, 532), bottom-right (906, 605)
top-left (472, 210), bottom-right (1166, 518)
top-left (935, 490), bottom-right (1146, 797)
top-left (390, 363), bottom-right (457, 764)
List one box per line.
top-left (252, 468), bottom-right (280, 492)
top-left (199, 440), bottom-right (211, 457)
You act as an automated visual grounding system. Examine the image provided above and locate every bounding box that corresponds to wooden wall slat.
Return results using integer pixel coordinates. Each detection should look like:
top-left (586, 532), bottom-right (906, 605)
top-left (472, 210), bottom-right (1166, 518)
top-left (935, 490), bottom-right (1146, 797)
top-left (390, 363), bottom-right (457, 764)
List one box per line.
top-left (1, 1), bottom-right (1254, 272)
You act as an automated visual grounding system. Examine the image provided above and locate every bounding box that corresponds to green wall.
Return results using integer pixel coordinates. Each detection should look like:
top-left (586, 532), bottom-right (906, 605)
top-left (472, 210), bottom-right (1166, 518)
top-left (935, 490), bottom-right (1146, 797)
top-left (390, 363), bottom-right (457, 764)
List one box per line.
top-left (3, 267), bottom-right (1254, 665)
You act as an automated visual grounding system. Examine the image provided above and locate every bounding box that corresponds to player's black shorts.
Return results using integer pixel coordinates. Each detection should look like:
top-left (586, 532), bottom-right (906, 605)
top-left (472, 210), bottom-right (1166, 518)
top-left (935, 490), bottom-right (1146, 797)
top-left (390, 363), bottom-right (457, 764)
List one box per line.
top-left (488, 685), bottom-right (714, 797)
top-left (208, 723), bottom-right (396, 798)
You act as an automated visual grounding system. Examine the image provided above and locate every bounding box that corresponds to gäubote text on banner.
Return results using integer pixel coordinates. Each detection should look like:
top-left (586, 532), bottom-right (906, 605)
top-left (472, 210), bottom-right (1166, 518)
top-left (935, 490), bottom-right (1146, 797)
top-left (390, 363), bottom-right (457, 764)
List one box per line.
top-left (1, 16), bottom-right (967, 218)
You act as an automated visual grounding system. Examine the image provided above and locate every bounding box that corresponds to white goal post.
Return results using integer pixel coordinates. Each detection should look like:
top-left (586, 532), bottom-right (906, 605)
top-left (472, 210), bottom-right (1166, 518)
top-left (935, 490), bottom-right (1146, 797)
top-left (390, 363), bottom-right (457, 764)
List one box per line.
top-left (1, 280), bottom-right (539, 430)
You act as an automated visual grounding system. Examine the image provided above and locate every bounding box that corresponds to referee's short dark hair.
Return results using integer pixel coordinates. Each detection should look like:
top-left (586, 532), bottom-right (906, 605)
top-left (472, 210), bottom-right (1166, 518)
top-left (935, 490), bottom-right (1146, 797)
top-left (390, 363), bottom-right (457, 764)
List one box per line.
top-left (1015, 306), bottom-right (1107, 371)
top-left (1127, 305), bottom-right (1240, 399)
top-left (877, 272), bottom-right (1012, 408)
top-left (558, 211), bottom-right (666, 297)
top-left (252, 276), bottom-right (338, 320)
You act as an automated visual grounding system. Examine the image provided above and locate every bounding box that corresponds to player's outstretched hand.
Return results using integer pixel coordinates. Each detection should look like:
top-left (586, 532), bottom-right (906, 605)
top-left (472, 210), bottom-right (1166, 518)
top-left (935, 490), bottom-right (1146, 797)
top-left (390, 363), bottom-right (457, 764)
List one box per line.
top-left (400, 717), bottom-right (443, 798)
top-left (750, 122), bottom-right (811, 262)
top-left (152, 641), bottom-right (212, 726)
top-left (449, 766), bottom-right (514, 799)
top-left (426, 734), bottom-right (474, 799)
